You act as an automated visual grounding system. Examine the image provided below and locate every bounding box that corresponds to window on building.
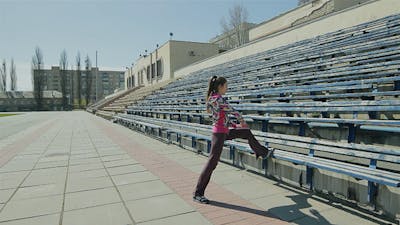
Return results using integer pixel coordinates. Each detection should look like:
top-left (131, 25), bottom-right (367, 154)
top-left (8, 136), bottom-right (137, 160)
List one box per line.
top-left (146, 66), bottom-right (150, 81)
top-left (151, 63), bottom-right (155, 79)
top-left (156, 59), bottom-right (163, 78)
top-left (141, 69), bottom-right (144, 84)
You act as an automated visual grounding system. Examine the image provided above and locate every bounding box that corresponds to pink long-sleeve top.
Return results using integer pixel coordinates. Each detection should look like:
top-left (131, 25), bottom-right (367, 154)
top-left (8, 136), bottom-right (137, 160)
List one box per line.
top-left (206, 92), bottom-right (244, 134)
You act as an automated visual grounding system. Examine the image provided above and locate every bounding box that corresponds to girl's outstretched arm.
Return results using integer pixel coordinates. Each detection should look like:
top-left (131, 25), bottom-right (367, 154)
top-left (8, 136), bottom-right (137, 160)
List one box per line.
top-left (218, 97), bottom-right (246, 125)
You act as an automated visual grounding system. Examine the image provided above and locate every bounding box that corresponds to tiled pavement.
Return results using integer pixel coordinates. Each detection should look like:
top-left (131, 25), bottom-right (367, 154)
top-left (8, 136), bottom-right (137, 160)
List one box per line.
top-left (0, 112), bottom-right (394, 225)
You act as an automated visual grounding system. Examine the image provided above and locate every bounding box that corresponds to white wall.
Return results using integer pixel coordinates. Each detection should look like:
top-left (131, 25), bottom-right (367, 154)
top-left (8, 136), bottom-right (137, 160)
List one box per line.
top-left (169, 41), bottom-right (219, 79)
top-left (249, 0), bottom-right (331, 41)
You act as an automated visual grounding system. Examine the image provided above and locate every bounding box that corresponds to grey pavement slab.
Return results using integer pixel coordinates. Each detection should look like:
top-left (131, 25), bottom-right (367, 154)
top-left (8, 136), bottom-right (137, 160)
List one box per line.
top-left (22, 168), bottom-right (67, 187)
top-left (38, 155), bottom-right (69, 163)
top-left (68, 162), bottom-right (104, 173)
top-left (62, 203), bottom-right (133, 225)
top-left (69, 153), bottom-right (98, 160)
top-left (292, 207), bottom-right (387, 225)
top-left (209, 169), bottom-right (256, 185)
top-left (12, 155), bottom-right (41, 161)
top-left (106, 164), bottom-right (147, 176)
top-left (98, 150), bottom-right (127, 157)
top-left (0, 190), bottom-right (14, 204)
top-left (101, 154), bottom-right (132, 162)
top-left (0, 195), bottom-right (62, 222)
top-left (117, 180), bottom-right (173, 201)
top-left (68, 168), bottom-right (108, 180)
top-left (111, 171), bottom-right (159, 186)
top-left (222, 178), bottom-right (290, 200)
top-left (0, 162), bottom-right (35, 173)
top-left (125, 193), bottom-right (195, 223)
top-left (69, 157), bottom-right (103, 166)
top-left (64, 187), bottom-right (121, 211)
top-left (0, 213), bottom-right (60, 225)
top-left (66, 175), bottom-right (114, 193)
top-left (34, 161), bottom-right (68, 169)
top-left (252, 192), bottom-right (333, 222)
top-left (12, 183), bottom-right (64, 200)
top-left (70, 150), bottom-right (97, 156)
top-left (0, 171), bottom-right (29, 190)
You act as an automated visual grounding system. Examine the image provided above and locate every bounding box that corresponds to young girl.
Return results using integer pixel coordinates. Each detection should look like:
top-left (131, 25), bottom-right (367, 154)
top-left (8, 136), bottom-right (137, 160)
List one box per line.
top-left (193, 76), bottom-right (273, 204)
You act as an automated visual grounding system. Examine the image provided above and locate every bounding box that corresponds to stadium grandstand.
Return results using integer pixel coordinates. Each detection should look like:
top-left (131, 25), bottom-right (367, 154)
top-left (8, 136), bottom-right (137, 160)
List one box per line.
top-left (90, 0), bottom-right (400, 221)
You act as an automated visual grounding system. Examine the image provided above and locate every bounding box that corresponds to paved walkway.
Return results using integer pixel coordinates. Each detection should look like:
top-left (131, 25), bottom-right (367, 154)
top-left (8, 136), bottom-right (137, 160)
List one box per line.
top-left (0, 112), bottom-right (394, 225)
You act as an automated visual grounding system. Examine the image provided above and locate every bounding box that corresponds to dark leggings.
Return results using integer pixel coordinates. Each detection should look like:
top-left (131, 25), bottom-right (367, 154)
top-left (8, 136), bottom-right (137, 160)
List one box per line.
top-left (194, 128), bottom-right (268, 196)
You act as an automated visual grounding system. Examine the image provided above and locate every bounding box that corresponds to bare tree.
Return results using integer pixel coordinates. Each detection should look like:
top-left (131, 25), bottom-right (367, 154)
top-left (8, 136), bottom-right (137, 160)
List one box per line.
top-left (70, 65), bottom-right (74, 108)
top-left (10, 59), bottom-right (17, 91)
top-left (59, 50), bottom-right (68, 110)
top-left (84, 55), bottom-right (92, 107)
top-left (1, 60), bottom-right (6, 92)
top-left (220, 18), bottom-right (233, 49)
top-left (31, 47), bottom-right (45, 110)
top-left (76, 52), bottom-right (82, 108)
top-left (220, 4), bottom-right (249, 48)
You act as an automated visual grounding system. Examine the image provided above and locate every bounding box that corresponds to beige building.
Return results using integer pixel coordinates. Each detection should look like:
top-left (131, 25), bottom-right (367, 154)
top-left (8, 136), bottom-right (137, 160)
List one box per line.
top-left (39, 66), bottom-right (124, 106)
top-left (125, 40), bottom-right (219, 90)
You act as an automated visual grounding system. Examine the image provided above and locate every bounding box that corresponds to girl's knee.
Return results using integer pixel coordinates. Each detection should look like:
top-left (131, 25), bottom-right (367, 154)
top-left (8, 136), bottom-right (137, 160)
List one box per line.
top-left (243, 129), bottom-right (253, 137)
top-left (206, 158), bottom-right (219, 170)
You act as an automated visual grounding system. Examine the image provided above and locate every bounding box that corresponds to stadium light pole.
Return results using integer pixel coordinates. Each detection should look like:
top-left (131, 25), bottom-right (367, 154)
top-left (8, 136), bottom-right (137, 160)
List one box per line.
top-left (70, 65), bottom-right (74, 108)
top-left (95, 50), bottom-right (98, 102)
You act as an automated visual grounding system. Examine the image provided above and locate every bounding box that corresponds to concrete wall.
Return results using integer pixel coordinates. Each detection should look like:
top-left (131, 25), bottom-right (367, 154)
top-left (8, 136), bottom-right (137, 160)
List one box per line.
top-left (174, 0), bottom-right (400, 80)
top-left (291, 0), bottom-right (335, 27)
top-left (250, 0), bottom-right (372, 41)
top-left (249, 0), bottom-right (331, 41)
top-left (169, 41), bottom-right (219, 79)
top-left (334, 0), bottom-right (371, 12)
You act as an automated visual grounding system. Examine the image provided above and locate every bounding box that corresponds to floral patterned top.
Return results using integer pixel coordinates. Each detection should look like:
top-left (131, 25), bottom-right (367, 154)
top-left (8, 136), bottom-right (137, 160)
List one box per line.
top-left (206, 92), bottom-right (244, 133)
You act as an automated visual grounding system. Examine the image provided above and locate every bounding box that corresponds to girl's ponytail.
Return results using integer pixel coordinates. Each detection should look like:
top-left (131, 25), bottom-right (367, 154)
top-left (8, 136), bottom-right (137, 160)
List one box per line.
top-left (206, 76), bottom-right (218, 102)
top-left (206, 76), bottom-right (227, 102)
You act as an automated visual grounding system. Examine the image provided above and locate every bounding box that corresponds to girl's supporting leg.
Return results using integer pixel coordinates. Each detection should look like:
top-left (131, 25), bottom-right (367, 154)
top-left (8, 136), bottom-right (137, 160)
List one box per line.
top-left (226, 128), bottom-right (270, 158)
top-left (194, 133), bottom-right (226, 196)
